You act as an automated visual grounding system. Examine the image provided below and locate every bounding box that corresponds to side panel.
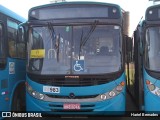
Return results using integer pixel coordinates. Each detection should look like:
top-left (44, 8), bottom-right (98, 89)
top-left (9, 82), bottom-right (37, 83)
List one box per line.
top-left (0, 58), bottom-right (26, 111)
top-left (0, 14), bottom-right (8, 111)
top-left (8, 58), bottom-right (26, 110)
top-left (0, 11), bottom-right (26, 112)
top-left (0, 61), bottom-right (9, 111)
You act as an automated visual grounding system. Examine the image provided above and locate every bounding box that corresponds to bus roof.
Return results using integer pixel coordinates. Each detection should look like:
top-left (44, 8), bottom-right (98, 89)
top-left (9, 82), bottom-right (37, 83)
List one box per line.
top-left (28, 1), bottom-right (122, 21)
top-left (29, 1), bottom-right (121, 13)
top-left (145, 4), bottom-right (160, 22)
top-left (0, 5), bottom-right (26, 23)
top-left (146, 3), bottom-right (160, 11)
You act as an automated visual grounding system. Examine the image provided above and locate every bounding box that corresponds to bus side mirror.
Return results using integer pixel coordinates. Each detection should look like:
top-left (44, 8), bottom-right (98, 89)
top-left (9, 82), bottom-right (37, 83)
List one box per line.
top-left (17, 22), bottom-right (27, 42)
top-left (124, 35), bottom-right (132, 54)
top-left (17, 23), bottom-right (27, 58)
top-left (127, 37), bottom-right (132, 53)
top-left (123, 35), bottom-right (132, 63)
top-left (18, 27), bottom-right (23, 41)
top-left (123, 35), bottom-right (132, 62)
top-left (134, 29), bottom-right (143, 56)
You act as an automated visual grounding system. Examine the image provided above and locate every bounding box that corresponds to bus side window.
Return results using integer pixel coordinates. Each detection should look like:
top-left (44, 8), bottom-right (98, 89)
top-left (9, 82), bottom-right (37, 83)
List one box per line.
top-left (0, 24), bottom-right (3, 57)
top-left (0, 23), bottom-right (6, 69)
top-left (0, 23), bottom-right (5, 58)
top-left (7, 19), bottom-right (18, 58)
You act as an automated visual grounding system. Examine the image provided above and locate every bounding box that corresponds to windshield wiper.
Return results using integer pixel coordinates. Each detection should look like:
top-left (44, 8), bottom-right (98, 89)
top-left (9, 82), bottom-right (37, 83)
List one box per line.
top-left (47, 22), bottom-right (57, 59)
top-left (56, 33), bottom-right (60, 62)
top-left (80, 20), bottom-right (98, 47)
top-left (47, 23), bottom-right (60, 62)
top-left (79, 20), bottom-right (99, 59)
top-left (79, 30), bottom-right (84, 59)
top-left (48, 22), bottom-right (55, 41)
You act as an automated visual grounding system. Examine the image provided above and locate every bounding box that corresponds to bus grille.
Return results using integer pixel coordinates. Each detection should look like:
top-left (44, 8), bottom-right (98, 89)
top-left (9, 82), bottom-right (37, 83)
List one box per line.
top-left (28, 72), bottom-right (122, 86)
top-left (46, 94), bottom-right (98, 99)
top-left (33, 77), bottom-right (113, 86)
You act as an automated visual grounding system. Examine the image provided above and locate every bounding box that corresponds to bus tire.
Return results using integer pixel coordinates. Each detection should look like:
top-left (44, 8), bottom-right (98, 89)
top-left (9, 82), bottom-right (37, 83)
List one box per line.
top-left (11, 82), bottom-right (26, 112)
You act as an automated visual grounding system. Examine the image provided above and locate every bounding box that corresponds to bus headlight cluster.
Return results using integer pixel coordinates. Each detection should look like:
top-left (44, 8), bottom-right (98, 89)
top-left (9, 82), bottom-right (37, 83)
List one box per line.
top-left (100, 94), bottom-right (107, 100)
top-left (155, 89), bottom-right (160, 96)
top-left (26, 82), bottom-right (45, 100)
top-left (146, 80), bottom-right (160, 97)
top-left (99, 81), bottom-right (125, 101)
top-left (109, 91), bottom-right (116, 97)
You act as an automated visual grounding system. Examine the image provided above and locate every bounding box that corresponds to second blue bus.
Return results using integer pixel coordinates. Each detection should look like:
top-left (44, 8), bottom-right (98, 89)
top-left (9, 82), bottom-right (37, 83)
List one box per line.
top-left (0, 5), bottom-right (26, 117)
top-left (127, 4), bottom-right (160, 113)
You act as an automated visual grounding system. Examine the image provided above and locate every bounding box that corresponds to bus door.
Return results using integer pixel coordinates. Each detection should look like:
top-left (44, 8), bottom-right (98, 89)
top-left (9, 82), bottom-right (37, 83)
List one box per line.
top-left (0, 22), bottom-right (9, 111)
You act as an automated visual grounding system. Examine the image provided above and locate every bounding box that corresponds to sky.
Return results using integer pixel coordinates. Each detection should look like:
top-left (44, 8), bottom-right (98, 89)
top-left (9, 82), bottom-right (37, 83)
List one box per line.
top-left (0, 0), bottom-right (158, 36)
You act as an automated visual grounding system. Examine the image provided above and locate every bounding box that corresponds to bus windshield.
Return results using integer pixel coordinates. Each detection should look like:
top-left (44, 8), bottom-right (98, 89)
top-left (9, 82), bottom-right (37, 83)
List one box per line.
top-left (145, 27), bottom-right (160, 71)
top-left (27, 24), bottom-right (122, 75)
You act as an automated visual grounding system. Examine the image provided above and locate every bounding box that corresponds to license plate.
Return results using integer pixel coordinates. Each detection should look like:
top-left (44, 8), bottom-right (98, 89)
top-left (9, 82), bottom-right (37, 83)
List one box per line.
top-left (63, 103), bottom-right (80, 110)
top-left (43, 86), bottom-right (60, 93)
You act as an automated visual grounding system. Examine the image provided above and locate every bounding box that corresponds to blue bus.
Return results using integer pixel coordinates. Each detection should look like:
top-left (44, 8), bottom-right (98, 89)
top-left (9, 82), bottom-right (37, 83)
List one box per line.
top-left (23, 2), bottom-right (129, 115)
top-left (0, 5), bottom-right (26, 113)
top-left (128, 4), bottom-right (160, 112)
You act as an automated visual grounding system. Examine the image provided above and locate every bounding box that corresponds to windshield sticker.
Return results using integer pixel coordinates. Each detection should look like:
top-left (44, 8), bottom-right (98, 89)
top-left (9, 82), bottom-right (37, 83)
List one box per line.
top-left (30, 49), bottom-right (45, 58)
top-left (73, 60), bottom-right (84, 72)
top-left (80, 56), bottom-right (84, 60)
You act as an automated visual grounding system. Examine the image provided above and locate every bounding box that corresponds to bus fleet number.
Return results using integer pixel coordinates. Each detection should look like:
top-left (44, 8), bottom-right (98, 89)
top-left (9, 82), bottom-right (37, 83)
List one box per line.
top-left (50, 87), bottom-right (59, 93)
top-left (43, 86), bottom-right (60, 93)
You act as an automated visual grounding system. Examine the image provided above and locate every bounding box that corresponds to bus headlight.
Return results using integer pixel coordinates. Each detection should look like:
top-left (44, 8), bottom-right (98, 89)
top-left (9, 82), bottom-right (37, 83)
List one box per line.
top-left (100, 94), bottom-right (107, 100)
top-left (26, 82), bottom-right (45, 100)
top-left (146, 80), bottom-right (160, 97)
top-left (99, 81), bottom-right (125, 101)
top-left (116, 85), bottom-right (123, 91)
top-left (147, 84), bottom-right (155, 91)
top-left (155, 89), bottom-right (160, 96)
top-left (31, 91), bottom-right (45, 100)
top-left (32, 91), bottom-right (36, 96)
top-left (109, 91), bottom-right (116, 97)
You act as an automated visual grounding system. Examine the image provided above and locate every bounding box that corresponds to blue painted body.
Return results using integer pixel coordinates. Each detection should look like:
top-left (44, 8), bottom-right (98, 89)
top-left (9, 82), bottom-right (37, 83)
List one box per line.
top-left (0, 5), bottom-right (26, 120)
top-left (143, 69), bottom-right (160, 113)
top-left (26, 73), bottom-right (126, 115)
top-left (0, 58), bottom-right (26, 111)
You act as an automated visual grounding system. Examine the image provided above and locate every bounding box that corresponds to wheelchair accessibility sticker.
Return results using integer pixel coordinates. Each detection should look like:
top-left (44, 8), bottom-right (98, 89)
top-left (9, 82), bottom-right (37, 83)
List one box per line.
top-left (73, 60), bottom-right (84, 72)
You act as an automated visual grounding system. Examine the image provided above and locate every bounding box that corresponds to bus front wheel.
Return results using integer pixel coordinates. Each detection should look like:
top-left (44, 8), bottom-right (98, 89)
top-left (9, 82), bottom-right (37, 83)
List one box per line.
top-left (11, 83), bottom-right (26, 112)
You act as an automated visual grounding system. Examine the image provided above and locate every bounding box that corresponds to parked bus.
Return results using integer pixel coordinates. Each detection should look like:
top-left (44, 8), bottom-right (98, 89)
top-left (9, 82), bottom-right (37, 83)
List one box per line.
top-left (0, 5), bottom-right (26, 113)
top-left (127, 4), bottom-right (160, 112)
top-left (23, 2), bottom-right (129, 115)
